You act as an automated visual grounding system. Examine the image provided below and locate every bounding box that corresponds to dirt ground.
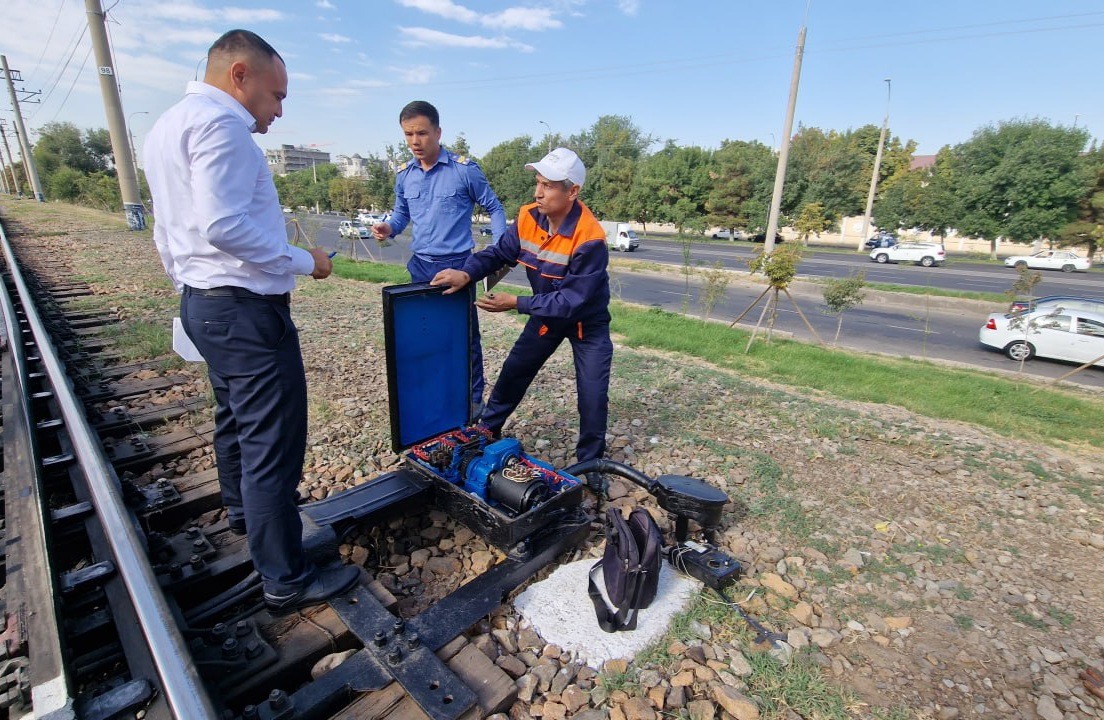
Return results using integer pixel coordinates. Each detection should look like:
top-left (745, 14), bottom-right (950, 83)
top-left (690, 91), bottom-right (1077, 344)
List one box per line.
top-left (3, 201), bottom-right (1103, 720)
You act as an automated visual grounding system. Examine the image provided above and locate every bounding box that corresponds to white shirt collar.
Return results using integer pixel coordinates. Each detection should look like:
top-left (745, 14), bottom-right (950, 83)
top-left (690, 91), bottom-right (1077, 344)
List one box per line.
top-left (185, 80), bottom-right (257, 132)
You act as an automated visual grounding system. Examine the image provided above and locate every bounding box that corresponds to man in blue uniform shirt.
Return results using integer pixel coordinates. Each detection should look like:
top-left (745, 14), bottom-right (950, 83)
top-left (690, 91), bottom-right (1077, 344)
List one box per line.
top-left (373, 101), bottom-right (507, 416)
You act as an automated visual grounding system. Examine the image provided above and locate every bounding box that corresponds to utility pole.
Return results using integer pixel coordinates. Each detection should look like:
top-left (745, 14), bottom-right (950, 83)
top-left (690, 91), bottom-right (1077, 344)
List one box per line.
top-left (762, 23), bottom-right (807, 255)
top-left (857, 78), bottom-right (891, 251)
top-left (84, 0), bottom-right (145, 229)
top-left (0, 152), bottom-right (9, 195)
top-left (539, 120), bottom-right (552, 152)
top-left (1, 55), bottom-right (46, 202)
top-left (0, 121), bottom-right (22, 196)
top-left (127, 110), bottom-right (148, 195)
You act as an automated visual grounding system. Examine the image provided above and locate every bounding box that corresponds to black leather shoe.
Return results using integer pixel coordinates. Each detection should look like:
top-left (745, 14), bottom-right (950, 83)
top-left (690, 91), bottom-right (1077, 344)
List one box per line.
top-left (264, 565), bottom-right (361, 615)
top-left (228, 518), bottom-right (247, 535)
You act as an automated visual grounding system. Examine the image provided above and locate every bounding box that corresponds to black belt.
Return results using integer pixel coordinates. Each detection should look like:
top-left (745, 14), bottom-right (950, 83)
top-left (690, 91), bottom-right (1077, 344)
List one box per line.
top-left (184, 285), bottom-right (290, 305)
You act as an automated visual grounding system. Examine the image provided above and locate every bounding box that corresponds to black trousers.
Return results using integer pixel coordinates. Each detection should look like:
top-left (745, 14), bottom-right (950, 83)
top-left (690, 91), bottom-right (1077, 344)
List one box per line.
top-left (181, 287), bottom-right (313, 595)
top-left (482, 316), bottom-right (612, 463)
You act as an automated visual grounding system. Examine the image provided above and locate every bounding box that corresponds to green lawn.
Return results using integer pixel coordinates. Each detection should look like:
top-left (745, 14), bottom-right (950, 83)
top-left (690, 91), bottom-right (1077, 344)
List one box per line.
top-left (327, 258), bottom-right (1102, 451)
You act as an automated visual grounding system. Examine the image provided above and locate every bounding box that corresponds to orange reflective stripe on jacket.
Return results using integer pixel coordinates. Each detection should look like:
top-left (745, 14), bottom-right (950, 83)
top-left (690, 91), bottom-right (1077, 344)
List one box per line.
top-left (515, 201), bottom-right (606, 280)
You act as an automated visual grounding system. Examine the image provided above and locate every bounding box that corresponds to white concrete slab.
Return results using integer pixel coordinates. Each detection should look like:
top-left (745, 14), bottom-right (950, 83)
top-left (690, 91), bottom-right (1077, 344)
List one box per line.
top-left (513, 558), bottom-right (702, 669)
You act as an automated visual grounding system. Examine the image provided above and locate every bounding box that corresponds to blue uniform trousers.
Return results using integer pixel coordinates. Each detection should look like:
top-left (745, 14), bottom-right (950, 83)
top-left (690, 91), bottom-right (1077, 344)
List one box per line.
top-left (181, 289), bottom-right (313, 595)
top-left (482, 316), bottom-right (612, 463)
top-left (407, 252), bottom-right (485, 409)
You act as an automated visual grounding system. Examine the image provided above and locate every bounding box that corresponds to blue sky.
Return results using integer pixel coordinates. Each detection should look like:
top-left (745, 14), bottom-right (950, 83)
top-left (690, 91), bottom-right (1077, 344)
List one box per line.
top-left (3, 0), bottom-right (1102, 163)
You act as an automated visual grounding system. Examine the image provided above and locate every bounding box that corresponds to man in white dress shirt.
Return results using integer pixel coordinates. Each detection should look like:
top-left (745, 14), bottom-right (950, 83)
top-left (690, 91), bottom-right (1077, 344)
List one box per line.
top-left (143, 29), bottom-right (359, 614)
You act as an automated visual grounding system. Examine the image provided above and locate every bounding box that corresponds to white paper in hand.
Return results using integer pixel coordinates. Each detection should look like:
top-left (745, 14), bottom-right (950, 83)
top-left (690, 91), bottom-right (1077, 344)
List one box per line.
top-left (172, 317), bottom-right (204, 362)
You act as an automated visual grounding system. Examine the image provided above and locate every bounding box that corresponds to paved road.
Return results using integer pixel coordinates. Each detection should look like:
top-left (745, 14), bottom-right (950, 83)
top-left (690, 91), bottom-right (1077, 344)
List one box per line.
top-left (626, 235), bottom-right (1104, 299)
top-left (288, 215), bottom-right (1104, 389)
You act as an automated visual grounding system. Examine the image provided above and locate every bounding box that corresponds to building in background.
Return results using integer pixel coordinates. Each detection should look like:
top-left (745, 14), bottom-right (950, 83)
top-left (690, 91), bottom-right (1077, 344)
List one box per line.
top-left (335, 153), bottom-right (370, 178)
top-left (265, 144), bottom-right (331, 176)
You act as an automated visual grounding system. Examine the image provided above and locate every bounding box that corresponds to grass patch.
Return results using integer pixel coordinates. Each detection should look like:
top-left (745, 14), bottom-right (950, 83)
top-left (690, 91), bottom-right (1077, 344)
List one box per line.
top-left (330, 257), bottom-right (410, 285)
top-left (1011, 610), bottom-right (1047, 629)
top-left (1047, 605), bottom-right (1075, 628)
top-left (860, 282), bottom-right (1007, 304)
top-left (746, 650), bottom-right (856, 719)
top-left (100, 319), bottom-right (173, 361)
top-left (608, 305), bottom-right (1104, 451)
top-left (870, 707), bottom-right (916, 720)
top-left (634, 594), bottom-right (863, 719)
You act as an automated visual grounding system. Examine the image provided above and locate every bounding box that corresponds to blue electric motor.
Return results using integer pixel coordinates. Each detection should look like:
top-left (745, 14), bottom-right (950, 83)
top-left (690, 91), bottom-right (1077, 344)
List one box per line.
top-left (461, 438), bottom-right (521, 499)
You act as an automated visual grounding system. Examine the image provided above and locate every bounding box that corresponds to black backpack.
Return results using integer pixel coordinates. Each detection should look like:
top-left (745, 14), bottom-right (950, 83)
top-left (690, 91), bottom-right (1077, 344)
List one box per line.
top-left (588, 507), bottom-right (662, 632)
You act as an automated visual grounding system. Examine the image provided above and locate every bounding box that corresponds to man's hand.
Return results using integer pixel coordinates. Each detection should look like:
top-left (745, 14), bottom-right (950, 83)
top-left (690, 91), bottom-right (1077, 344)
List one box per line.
top-left (308, 247), bottom-right (333, 279)
top-left (430, 269), bottom-right (471, 295)
top-left (372, 222), bottom-right (392, 242)
top-left (475, 291), bottom-right (518, 313)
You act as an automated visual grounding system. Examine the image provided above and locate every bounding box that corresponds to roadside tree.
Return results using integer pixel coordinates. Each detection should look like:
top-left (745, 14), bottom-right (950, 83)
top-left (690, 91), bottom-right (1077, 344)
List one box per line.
top-left (481, 135), bottom-right (537, 218)
top-left (630, 142), bottom-right (712, 233)
top-left (329, 177), bottom-right (372, 214)
top-left (705, 139), bottom-right (773, 235)
top-left (569, 115), bottom-right (654, 219)
top-left (822, 271), bottom-right (867, 345)
top-left (952, 120), bottom-right (1090, 256)
top-left (1054, 146), bottom-right (1104, 261)
top-left (794, 201), bottom-right (832, 243)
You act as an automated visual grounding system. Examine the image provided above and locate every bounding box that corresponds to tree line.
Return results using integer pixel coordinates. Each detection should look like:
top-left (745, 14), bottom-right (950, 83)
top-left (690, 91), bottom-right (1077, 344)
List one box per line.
top-left (10, 117), bottom-right (1101, 258)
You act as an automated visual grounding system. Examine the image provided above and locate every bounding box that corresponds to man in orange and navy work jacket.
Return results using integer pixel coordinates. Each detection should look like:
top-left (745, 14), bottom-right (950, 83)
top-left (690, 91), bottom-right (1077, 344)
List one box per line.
top-left (431, 147), bottom-right (612, 464)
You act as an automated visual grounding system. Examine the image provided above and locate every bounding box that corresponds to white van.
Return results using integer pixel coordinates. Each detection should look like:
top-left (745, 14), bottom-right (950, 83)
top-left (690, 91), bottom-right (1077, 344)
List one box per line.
top-left (599, 221), bottom-right (640, 252)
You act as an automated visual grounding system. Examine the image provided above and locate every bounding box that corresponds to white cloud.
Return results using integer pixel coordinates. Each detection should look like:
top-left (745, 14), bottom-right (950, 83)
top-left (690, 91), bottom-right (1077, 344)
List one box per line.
top-left (317, 64), bottom-right (435, 97)
top-left (396, 0), bottom-right (562, 31)
top-left (319, 33), bottom-right (353, 43)
top-left (316, 0), bottom-right (336, 8)
top-left (133, 4), bottom-right (284, 24)
top-left (398, 26), bottom-right (533, 52)
top-left (289, 72), bottom-right (316, 81)
top-left (395, 64), bottom-right (436, 84)
top-left (483, 8), bottom-right (561, 31)
top-left (618, 0), bottom-right (640, 16)
top-left (397, 0), bottom-right (479, 23)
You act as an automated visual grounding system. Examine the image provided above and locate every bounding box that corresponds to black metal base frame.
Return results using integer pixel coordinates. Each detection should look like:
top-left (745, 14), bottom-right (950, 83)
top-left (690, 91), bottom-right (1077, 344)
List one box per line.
top-left (259, 471), bottom-right (593, 720)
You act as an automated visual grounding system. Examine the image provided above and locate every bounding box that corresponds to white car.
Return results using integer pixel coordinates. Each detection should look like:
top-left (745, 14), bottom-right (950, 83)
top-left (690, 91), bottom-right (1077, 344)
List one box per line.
top-left (1003, 250), bottom-right (1091, 273)
top-left (358, 213), bottom-right (386, 225)
top-left (339, 220), bottom-right (370, 239)
top-left (979, 307), bottom-right (1104, 366)
top-left (869, 243), bottom-right (946, 267)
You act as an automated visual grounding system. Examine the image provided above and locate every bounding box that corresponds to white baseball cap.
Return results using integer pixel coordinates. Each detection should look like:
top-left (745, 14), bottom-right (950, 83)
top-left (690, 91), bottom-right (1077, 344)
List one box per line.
top-left (525, 147), bottom-right (586, 188)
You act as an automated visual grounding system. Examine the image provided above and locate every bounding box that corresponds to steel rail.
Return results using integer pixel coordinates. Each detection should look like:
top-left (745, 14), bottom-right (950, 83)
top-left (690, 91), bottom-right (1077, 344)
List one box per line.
top-left (0, 229), bottom-right (73, 718)
top-left (0, 218), bottom-right (220, 719)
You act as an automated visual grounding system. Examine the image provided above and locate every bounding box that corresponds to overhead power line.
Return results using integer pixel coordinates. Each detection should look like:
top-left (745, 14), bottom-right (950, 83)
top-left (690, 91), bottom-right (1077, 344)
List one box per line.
top-left (372, 11), bottom-right (1104, 94)
top-left (34, 25), bottom-right (89, 115)
top-left (31, 0), bottom-right (69, 79)
top-left (48, 44), bottom-right (93, 124)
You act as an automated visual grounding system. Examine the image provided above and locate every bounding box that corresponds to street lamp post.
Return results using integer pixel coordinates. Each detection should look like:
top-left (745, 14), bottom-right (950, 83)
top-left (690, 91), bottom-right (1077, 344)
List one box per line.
top-left (128, 111), bottom-right (149, 197)
top-left (538, 120), bottom-right (552, 152)
top-left (857, 78), bottom-right (891, 252)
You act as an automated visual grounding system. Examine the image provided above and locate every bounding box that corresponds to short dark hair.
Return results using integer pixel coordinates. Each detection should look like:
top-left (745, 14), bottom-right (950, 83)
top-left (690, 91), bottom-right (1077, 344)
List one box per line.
top-left (399, 101), bottom-right (439, 128)
top-left (208, 30), bottom-right (283, 65)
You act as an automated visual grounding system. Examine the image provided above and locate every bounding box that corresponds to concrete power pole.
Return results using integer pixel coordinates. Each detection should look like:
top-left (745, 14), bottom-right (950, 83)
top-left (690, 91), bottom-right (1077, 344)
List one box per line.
top-left (84, 0), bottom-right (145, 230)
top-left (1, 55), bottom-right (46, 202)
top-left (857, 79), bottom-right (891, 251)
top-left (0, 121), bottom-right (23, 196)
top-left (762, 24), bottom-right (807, 256)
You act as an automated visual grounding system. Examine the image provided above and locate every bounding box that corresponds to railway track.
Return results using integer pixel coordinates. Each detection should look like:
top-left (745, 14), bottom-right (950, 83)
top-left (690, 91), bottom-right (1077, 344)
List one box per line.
top-left (0, 217), bottom-right (542, 720)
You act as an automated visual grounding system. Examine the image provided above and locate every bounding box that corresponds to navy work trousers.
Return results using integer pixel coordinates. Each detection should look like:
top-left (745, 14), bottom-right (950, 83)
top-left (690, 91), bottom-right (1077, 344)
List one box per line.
top-left (482, 316), bottom-right (612, 463)
top-left (181, 289), bottom-right (313, 595)
top-left (407, 252), bottom-right (485, 409)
